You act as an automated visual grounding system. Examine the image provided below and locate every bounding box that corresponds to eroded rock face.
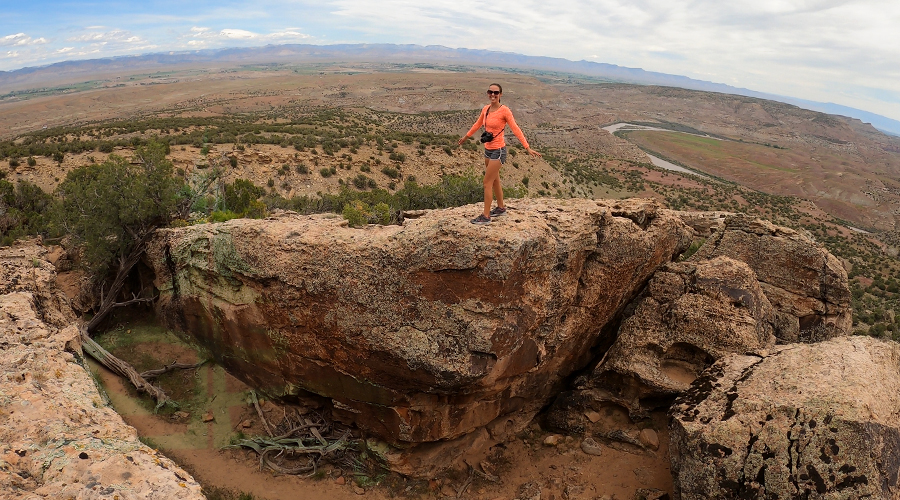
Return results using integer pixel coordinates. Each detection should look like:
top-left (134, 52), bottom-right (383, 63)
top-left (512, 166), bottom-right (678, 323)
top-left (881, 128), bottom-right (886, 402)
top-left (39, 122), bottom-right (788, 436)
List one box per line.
top-left (669, 336), bottom-right (900, 499)
top-left (687, 214), bottom-right (851, 343)
top-left (145, 198), bottom-right (692, 467)
top-left (0, 242), bottom-right (204, 500)
top-left (0, 239), bottom-right (76, 328)
top-left (543, 213), bottom-right (850, 439)
top-left (579, 257), bottom-right (777, 420)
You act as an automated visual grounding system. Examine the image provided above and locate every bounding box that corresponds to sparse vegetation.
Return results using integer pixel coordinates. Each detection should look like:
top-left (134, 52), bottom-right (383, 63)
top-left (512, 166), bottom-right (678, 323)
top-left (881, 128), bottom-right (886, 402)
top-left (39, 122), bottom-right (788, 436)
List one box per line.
top-left (1, 83), bottom-right (897, 341)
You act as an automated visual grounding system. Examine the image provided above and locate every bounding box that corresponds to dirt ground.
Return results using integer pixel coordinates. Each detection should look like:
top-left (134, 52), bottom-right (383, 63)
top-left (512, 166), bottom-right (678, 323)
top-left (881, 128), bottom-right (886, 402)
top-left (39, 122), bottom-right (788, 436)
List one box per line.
top-left (86, 322), bottom-right (673, 500)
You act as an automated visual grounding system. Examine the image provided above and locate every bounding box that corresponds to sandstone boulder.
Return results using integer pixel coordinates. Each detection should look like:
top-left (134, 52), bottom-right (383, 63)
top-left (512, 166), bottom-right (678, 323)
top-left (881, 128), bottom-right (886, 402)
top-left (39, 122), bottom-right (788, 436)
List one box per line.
top-left (687, 214), bottom-right (851, 342)
top-left (670, 336), bottom-right (900, 499)
top-left (145, 198), bottom-right (693, 473)
top-left (543, 213), bottom-right (850, 441)
top-left (567, 257), bottom-right (777, 421)
top-left (0, 242), bottom-right (204, 500)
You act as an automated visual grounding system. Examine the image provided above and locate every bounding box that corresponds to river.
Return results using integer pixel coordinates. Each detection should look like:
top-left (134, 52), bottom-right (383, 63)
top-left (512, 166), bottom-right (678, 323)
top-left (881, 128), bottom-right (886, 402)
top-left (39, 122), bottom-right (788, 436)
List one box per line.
top-left (602, 123), bottom-right (713, 179)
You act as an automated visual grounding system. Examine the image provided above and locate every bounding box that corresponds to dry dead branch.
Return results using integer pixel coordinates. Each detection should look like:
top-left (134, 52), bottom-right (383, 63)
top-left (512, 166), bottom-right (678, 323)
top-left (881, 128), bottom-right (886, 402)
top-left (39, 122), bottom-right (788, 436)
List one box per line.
top-left (229, 397), bottom-right (359, 477)
top-left (79, 327), bottom-right (170, 409)
top-left (140, 360), bottom-right (206, 380)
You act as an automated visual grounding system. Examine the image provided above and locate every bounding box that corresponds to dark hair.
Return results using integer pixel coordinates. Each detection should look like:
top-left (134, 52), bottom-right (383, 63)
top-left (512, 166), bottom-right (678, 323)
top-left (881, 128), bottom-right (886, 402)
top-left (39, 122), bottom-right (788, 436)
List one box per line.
top-left (489, 83), bottom-right (502, 102)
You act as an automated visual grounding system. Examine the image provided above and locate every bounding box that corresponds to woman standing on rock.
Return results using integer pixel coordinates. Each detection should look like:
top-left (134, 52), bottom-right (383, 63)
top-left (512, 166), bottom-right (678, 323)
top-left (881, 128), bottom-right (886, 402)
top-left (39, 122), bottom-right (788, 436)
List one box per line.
top-left (458, 83), bottom-right (541, 224)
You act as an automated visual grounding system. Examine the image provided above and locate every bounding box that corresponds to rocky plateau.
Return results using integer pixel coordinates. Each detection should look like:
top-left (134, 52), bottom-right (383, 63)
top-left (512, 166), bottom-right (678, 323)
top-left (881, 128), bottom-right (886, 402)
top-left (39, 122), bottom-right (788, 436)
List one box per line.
top-left (144, 197), bottom-right (857, 481)
top-left (7, 196), bottom-right (900, 499)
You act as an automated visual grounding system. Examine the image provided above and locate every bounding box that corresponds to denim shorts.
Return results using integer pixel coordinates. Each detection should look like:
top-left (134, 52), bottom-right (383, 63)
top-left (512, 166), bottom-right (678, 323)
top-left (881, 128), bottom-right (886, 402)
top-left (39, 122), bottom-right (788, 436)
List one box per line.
top-left (484, 147), bottom-right (507, 164)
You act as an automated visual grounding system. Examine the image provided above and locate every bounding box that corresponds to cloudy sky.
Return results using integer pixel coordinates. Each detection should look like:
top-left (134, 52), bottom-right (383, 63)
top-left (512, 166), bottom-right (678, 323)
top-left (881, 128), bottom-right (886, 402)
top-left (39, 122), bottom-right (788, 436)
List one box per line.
top-left (2, 0), bottom-right (899, 121)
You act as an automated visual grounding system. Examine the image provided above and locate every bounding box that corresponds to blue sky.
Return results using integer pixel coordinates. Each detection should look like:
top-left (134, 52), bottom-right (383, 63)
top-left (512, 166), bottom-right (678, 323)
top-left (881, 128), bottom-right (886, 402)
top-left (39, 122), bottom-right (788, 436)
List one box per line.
top-left (3, 0), bottom-right (900, 122)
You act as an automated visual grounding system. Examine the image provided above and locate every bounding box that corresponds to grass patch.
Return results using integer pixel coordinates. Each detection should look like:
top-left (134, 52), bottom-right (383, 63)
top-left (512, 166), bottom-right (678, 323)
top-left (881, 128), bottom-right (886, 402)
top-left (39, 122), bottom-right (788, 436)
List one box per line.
top-left (92, 319), bottom-right (209, 416)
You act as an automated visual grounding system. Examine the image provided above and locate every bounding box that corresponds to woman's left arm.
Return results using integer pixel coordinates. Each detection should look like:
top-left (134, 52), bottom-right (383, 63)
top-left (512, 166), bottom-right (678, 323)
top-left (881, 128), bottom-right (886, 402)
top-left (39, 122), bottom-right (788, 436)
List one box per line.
top-left (505, 108), bottom-right (542, 157)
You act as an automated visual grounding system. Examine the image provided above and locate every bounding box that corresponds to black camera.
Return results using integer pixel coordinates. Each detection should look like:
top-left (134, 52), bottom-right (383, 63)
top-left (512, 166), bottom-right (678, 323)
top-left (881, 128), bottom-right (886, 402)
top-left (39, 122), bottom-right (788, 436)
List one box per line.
top-left (479, 131), bottom-right (494, 143)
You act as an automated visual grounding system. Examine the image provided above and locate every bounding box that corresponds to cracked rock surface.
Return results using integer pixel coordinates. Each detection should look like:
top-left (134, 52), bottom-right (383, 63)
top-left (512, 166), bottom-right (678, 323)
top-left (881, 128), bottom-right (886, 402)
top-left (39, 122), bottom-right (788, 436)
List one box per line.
top-left (543, 212), bottom-right (850, 451)
top-left (577, 256), bottom-right (777, 420)
top-left (0, 241), bottom-right (204, 500)
top-left (686, 214), bottom-right (851, 343)
top-left (669, 336), bottom-right (900, 499)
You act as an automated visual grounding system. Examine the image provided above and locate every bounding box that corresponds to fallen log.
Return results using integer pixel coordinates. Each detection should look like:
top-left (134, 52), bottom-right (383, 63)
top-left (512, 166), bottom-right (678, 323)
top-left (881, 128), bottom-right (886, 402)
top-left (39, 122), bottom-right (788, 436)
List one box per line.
top-left (79, 327), bottom-right (170, 409)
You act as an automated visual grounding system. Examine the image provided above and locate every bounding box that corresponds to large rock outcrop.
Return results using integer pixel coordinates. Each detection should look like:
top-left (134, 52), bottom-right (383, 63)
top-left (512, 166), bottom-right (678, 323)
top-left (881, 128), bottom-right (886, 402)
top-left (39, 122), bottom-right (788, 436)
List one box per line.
top-left (544, 212), bottom-right (851, 435)
top-left (551, 257), bottom-right (777, 426)
top-left (686, 214), bottom-right (851, 343)
top-left (670, 336), bottom-right (900, 499)
top-left (0, 242), bottom-right (204, 500)
top-left (145, 198), bottom-right (693, 471)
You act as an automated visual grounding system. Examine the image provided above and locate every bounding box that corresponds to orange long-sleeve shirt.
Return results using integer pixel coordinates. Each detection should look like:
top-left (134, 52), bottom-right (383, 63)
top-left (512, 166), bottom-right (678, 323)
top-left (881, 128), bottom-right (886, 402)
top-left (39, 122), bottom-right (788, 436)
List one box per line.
top-left (465, 104), bottom-right (530, 150)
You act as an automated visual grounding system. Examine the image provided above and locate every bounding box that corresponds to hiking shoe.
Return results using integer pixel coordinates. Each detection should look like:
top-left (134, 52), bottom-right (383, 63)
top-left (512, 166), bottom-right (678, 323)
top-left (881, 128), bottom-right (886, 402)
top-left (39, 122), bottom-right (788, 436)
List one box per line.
top-left (490, 206), bottom-right (507, 217)
top-left (471, 214), bottom-right (491, 225)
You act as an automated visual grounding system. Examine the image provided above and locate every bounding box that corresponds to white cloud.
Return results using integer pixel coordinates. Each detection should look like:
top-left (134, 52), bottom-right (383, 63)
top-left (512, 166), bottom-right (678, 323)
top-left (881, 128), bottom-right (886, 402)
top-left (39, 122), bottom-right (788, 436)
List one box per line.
top-left (221, 29), bottom-right (257, 39)
top-left (1, 33), bottom-right (49, 47)
top-left (269, 29), bottom-right (311, 39)
top-left (175, 24), bottom-right (312, 49)
top-left (4, 51), bottom-right (19, 58)
top-left (56, 47), bottom-right (74, 54)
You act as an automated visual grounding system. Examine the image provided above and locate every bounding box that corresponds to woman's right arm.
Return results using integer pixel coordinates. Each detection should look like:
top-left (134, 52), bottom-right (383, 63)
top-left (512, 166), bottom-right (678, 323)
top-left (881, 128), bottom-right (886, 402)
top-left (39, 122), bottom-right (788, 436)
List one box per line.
top-left (458, 107), bottom-right (486, 145)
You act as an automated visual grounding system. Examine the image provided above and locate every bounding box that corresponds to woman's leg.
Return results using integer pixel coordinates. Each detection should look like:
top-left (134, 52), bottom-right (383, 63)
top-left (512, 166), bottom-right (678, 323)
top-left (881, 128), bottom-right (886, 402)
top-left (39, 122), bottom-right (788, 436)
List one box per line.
top-left (483, 158), bottom-right (502, 217)
top-left (493, 174), bottom-right (504, 210)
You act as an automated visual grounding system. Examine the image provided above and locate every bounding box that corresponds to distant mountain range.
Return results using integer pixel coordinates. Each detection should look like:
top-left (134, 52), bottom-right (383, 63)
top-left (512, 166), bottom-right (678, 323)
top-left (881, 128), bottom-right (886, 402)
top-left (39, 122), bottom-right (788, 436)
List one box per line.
top-left (2, 43), bottom-right (899, 137)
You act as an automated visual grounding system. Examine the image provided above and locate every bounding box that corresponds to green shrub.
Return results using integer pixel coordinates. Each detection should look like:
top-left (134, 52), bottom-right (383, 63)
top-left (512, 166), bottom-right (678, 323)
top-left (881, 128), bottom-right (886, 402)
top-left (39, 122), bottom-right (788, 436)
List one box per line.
top-left (54, 140), bottom-right (180, 277)
top-left (320, 167), bottom-right (333, 178)
top-left (381, 166), bottom-right (400, 179)
top-left (223, 179), bottom-right (265, 215)
top-left (0, 179), bottom-right (55, 246)
top-left (680, 238), bottom-right (706, 261)
top-left (342, 201), bottom-right (370, 227)
top-left (209, 210), bottom-right (242, 223)
top-left (352, 174), bottom-right (372, 189)
top-left (371, 202), bottom-right (393, 225)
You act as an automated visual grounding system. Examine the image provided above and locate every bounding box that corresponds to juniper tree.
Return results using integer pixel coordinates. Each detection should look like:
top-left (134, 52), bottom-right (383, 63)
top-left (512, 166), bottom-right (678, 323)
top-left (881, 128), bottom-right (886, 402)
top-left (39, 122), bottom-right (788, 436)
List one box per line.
top-left (55, 139), bottom-right (182, 332)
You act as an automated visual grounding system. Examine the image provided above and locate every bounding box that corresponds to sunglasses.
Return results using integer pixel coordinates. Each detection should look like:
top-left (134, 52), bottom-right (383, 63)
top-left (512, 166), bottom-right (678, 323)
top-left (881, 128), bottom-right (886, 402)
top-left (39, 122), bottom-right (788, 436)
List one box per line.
top-left (486, 90), bottom-right (501, 95)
